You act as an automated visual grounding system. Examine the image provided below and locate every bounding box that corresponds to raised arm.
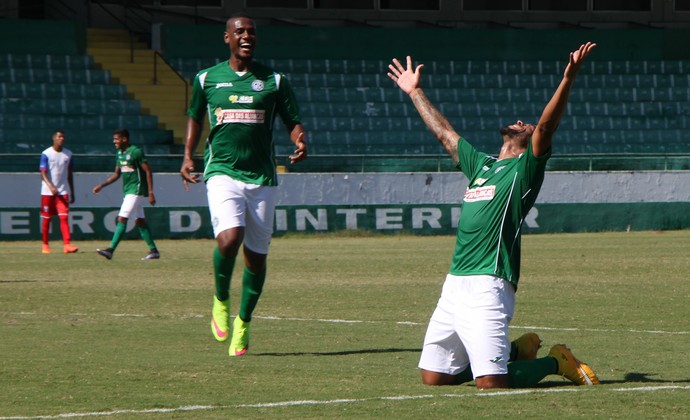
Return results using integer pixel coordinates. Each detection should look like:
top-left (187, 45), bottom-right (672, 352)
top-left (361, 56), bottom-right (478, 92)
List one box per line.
top-left (387, 56), bottom-right (461, 164)
top-left (532, 42), bottom-right (596, 157)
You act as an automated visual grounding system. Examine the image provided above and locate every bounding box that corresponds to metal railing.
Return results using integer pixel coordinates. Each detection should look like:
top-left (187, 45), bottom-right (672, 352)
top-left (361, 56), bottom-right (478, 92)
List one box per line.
top-left (153, 51), bottom-right (189, 113)
top-left (4, 153), bottom-right (690, 174)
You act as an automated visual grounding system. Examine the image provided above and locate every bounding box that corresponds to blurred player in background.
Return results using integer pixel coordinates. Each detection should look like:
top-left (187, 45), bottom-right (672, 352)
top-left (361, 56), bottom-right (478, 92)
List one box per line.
top-left (388, 42), bottom-right (598, 388)
top-left (40, 129), bottom-right (78, 254)
top-left (180, 13), bottom-right (307, 356)
top-left (92, 128), bottom-right (160, 261)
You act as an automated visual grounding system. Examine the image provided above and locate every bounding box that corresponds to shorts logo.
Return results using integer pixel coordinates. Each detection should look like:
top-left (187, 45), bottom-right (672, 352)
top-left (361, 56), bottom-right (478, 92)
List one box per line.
top-left (490, 356), bottom-right (503, 364)
top-left (464, 185), bottom-right (495, 202)
top-left (215, 108), bottom-right (265, 124)
top-left (251, 80), bottom-right (264, 91)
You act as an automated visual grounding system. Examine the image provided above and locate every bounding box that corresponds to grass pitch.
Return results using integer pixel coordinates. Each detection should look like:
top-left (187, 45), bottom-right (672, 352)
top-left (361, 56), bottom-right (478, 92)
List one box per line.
top-left (1, 231), bottom-right (689, 419)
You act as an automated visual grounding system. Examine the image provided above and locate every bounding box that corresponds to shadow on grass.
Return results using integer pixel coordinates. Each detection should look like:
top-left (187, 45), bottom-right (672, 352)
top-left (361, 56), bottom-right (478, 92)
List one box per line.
top-left (541, 372), bottom-right (690, 386)
top-left (597, 372), bottom-right (690, 385)
top-left (255, 347), bottom-right (420, 357)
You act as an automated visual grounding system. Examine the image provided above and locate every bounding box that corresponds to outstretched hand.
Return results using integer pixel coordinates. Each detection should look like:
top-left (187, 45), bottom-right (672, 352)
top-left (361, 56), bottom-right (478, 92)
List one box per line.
top-left (565, 42), bottom-right (596, 79)
top-left (387, 56), bottom-right (424, 95)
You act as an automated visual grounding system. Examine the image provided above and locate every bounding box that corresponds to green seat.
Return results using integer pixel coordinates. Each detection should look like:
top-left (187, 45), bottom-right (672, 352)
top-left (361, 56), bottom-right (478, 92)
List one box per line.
top-left (0, 68), bottom-right (111, 84)
top-left (0, 128), bottom-right (172, 146)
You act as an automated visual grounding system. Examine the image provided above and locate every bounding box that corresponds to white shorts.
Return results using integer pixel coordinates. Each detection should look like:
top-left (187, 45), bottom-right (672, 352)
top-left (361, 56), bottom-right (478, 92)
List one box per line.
top-left (118, 194), bottom-right (147, 220)
top-left (418, 274), bottom-right (515, 378)
top-left (206, 175), bottom-right (277, 255)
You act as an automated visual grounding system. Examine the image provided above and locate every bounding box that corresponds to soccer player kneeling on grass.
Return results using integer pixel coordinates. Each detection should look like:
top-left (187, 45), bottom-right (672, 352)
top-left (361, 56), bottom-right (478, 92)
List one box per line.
top-left (388, 43), bottom-right (599, 388)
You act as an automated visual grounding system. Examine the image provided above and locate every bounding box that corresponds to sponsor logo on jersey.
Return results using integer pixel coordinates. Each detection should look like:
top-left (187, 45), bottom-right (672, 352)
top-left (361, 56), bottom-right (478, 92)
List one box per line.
top-left (215, 82), bottom-right (234, 88)
top-left (215, 108), bottom-right (265, 124)
top-left (494, 166), bottom-right (506, 174)
top-left (120, 165), bottom-right (135, 173)
top-left (251, 80), bottom-right (264, 92)
top-left (471, 178), bottom-right (487, 187)
top-left (463, 185), bottom-right (495, 202)
top-left (229, 95), bottom-right (254, 104)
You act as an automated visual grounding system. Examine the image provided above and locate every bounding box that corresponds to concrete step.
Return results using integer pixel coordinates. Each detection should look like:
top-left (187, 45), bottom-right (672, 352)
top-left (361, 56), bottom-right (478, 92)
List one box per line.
top-left (87, 48), bottom-right (156, 63)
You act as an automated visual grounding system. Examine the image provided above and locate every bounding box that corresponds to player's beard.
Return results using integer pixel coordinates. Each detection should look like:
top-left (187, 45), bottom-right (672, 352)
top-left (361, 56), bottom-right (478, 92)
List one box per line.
top-left (500, 125), bottom-right (521, 137)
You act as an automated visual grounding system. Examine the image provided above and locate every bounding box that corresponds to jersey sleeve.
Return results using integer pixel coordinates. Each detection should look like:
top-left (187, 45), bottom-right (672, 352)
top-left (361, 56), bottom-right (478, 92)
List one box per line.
top-left (187, 71), bottom-right (208, 122)
top-left (455, 137), bottom-right (486, 179)
top-left (523, 139), bottom-right (550, 186)
top-left (275, 74), bottom-right (302, 130)
top-left (134, 147), bottom-right (147, 164)
top-left (39, 152), bottom-right (49, 171)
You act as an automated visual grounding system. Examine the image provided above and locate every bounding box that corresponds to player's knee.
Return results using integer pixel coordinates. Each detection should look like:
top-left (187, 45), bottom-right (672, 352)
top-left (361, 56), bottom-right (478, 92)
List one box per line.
top-left (421, 370), bottom-right (456, 386)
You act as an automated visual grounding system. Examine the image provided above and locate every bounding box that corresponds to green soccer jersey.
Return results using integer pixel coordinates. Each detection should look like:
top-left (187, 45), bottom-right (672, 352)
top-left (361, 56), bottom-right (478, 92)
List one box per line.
top-left (187, 61), bottom-right (302, 186)
top-left (449, 137), bottom-right (550, 287)
top-left (116, 145), bottom-right (149, 197)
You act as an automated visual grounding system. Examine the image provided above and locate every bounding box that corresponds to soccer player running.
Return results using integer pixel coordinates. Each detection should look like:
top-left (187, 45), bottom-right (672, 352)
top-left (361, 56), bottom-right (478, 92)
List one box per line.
top-left (92, 128), bottom-right (160, 261)
top-left (387, 42), bottom-right (598, 388)
top-left (40, 130), bottom-right (78, 254)
top-left (179, 14), bottom-right (307, 356)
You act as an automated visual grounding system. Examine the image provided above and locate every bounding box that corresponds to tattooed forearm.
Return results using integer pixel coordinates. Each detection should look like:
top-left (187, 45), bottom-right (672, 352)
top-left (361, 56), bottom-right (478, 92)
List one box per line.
top-left (409, 88), bottom-right (459, 163)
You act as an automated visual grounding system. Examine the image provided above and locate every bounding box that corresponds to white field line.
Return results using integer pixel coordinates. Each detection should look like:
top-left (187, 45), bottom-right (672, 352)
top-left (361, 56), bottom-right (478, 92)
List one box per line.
top-left (4, 312), bottom-right (688, 335)
top-left (1, 386), bottom-right (688, 419)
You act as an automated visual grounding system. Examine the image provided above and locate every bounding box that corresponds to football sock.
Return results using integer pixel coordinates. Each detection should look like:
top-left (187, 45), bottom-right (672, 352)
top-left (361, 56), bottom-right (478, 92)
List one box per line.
top-left (507, 357), bottom-right (558, 388)
top-left (213, 246), bottom-right (235, 302)
top-left (452, 339), bottom-right (522, 385)
top-left (59, 215), bottom-right (71, 244)
top-left (137, 225), bottom-right (157, 250)
top-left (239, 266), bottom-right (266, 322)
top-left (41, 217), bottom-right (51, 244)
top-left (109, 221), bottom-right (126, 250)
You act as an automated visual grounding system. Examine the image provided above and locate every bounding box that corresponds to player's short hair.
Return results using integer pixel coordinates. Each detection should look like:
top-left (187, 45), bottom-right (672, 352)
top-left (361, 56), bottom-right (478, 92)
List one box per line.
top-left (113, 128), bottom-right (129, 140)
top-left (227, 13), bottom-right (254, 28)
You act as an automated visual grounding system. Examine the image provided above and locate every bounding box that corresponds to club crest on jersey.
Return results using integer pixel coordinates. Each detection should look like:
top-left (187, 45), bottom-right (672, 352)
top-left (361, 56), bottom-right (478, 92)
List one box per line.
top-left (251, 80), bottom-right (264, 91)
top-left (464, 185), bottom-right (496, 202)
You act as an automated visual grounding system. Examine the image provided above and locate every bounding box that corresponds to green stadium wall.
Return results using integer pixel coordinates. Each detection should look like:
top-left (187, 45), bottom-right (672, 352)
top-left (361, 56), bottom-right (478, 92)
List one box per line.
top-left (2, 172), bottom-right (690, 240)
top-left (0, 19), bottom-right (85, 54)
top-left (2, 203), bottom-right (690, 241)
top-left (162, 24), bottom-right (690, 61)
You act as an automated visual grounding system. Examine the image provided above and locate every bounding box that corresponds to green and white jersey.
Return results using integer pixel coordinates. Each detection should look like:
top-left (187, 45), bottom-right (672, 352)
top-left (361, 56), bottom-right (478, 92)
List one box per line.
top-left (116, 145), bottom-right (149, 197)
top-left (449, 137), bottom-right (550, 287)
top-left (187, 61), bottom-right (302, 186)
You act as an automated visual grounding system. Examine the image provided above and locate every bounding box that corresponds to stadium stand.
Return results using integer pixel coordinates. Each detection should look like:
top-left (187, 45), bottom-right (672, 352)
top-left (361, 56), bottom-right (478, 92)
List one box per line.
top-left (0, 20), bottom-right (177, 172)
top-left (160, 24), bottom-right (690, 171)
top-left (2, 15), bottom-right (690, 173)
